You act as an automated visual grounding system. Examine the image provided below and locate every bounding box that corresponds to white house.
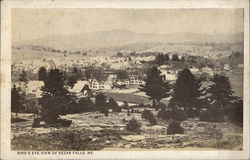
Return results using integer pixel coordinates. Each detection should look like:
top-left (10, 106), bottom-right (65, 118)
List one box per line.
top-left (201, 67), bottom-right (214, 76)
top-left (224, 64), bottom-right (230, 71)
top-left (26, 81), bottom-right (44, 98)
top-left (89, 79), bottom-right (112, 90)
top-left (190, 67), bottom-right (199, 74)
top-left (70, 80), bottom-right (89, 93)
top-left (160, 70), bottom-right (177, 81)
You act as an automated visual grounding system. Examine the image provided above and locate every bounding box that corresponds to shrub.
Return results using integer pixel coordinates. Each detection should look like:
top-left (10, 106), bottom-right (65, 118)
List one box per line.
top-left (142, 109), bottom-right (157, 126)
top-left (158, 109), bottom-right (168, 119)
top-left (199, 106), bottom-right (225, 122)
top-left (127, 110), bottom-right (131, 116)
top-left (167, 121), bottom-right (184, 135)
top-left (141, 109), bottom-right (153, 119)
top-left (108, 98), bottom-right (121, 112)
top-left (32, 118), bottom-right (41, 128)
top-left (77, 97), bottom-right (95, 112)
top-left (145, 104), bottom-right (152, 108)
top-left (157, 103), bottom-right (167, 110)
top-left (95, 93), bottom-right (108, 112)
top-left (125, 118), bottom-right (141, 134)
top-left (226, 100), bottom-right (243, 124)
top-left (123, 101), bottom-right (129, 109)
top-left (104, 108), bottom-right (109, 116)
top-left (46, 118), bottom-right (72, 127)
top-left (138, 103), bottom-right (145, 108)
top-left (148, 116), bottom-right (157, 126)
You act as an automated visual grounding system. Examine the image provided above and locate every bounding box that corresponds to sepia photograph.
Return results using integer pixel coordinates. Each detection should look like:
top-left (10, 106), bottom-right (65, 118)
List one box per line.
top-left (1, 0), bottom-right (249, 159)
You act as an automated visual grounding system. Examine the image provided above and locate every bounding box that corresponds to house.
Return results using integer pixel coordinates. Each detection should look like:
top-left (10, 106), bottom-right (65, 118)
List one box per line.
top-left (190, 67), bottom-right (199, 74)
top-left (224, 64), bottom-right (230, 71)
top-left (70, 80), bottom-right (89, 93)
top-left (160, 70), bottom-right (177, 81)
top-left (26, 81), bottom-right (44, 98)
top-left (89, 79), bottom-right (112, 90)
top-left (201, 67), bottom-right (214, 76)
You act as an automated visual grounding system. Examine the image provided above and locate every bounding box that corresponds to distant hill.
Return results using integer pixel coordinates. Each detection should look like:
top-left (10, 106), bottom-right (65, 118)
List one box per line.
top-left (14, 30), bottom-right (243, 51)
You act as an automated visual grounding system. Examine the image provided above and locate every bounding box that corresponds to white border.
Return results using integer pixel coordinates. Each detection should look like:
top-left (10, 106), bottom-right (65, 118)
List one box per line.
top-left (1, 0), bottom-right (249, 159)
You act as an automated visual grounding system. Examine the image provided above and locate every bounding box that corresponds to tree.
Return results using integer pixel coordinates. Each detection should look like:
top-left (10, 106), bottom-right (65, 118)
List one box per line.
top-left (19, 70), bottom-right (28, 82)
top-left (39, 69), bottom-right (73, 124)
top-left (85, 66), bottom-right (107, 83)
top-left (38, 67), bottom-right (47, 82)
top-left (139, 66), bottom-right (171, 110)
top-left (172, 54), bottom-right (179, 61)
top-left (67, 75), bottom-right (78, 88)
top-left (207, 74), bottom-right (234, 108)
top-left (170, 68), bottom-right (202, 115)
top-left (116, 52), bottom-right (124, 57)
top-left (95, 93), bottom-right (108, 112)
top-left (155, 53), bottom-right (164, 65)
top-left (11, 85), bottom-right (24, 116)
top-left (42, 69), bottom-right (66, 95)
top-left (116, 70), bottom-right (128, 80)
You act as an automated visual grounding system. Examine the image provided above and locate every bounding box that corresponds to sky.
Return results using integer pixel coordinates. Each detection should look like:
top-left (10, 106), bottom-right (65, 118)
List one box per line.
top-left (12, 9), bottom-right (244, 43)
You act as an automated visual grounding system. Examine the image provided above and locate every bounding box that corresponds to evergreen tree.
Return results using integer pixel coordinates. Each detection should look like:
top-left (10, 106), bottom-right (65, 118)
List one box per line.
top-left (38, 67), bottom-right (47, 82)
top-left (170, 68), bottom-right (202, 115)
top-left (139, 66), bottom-right (171, 110)
top-left (39, 68), bottom-right (72, 123)
top-left (155, 54), bottom-right (164, 65)
top-left (207, 74), bottom-right (234, 108)
top-left (11, 85), bottom-right (24, 116)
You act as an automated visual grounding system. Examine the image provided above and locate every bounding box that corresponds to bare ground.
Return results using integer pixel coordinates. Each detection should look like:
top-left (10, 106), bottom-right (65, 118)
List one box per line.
top-left (11, 111), bottom-right (243, 151)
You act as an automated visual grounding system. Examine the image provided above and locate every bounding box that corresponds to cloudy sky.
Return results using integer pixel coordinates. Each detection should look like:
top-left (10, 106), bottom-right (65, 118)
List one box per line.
top-left (12, 9), bottom-right (243, 43)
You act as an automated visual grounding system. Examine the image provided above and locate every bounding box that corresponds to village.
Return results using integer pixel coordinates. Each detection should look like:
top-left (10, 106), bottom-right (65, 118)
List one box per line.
top-left (11, 48), bottom-right (238, 101)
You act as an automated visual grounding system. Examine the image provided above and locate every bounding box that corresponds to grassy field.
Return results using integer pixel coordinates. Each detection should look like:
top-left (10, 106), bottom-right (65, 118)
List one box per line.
top-left (11, 112), bottom-right (243, 151)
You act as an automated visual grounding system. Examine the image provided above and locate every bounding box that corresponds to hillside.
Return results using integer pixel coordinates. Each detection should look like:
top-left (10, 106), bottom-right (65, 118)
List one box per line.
top-left (14, 30), bottom-right (243, 51)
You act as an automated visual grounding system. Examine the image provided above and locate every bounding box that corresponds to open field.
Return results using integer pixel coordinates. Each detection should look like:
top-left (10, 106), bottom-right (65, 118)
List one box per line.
top-left (11, 112), bottom-right (243, 151)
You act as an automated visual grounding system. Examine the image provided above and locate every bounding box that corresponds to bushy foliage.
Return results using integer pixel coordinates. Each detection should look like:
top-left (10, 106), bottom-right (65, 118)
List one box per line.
top-left (138, 103), bottom-right (145, 108)
top-left (156, 102), bottom-right (167, 110)
top-left (38, 67), bottom-right (47, 82)
top-left (32, 118), bottom-right (41, 128)
top-left (125, 118), bottom-right (141, 134)
top-left (95, 93), bottom-right (108, 112)
top-left (108, 98), bottom-right (121, 112)
top-left (39, 68), bottom-right (75, 124)
top-left (207, 74), bottom-right (234, 108)
top-left (139, 66), bottom-right (171, 109)
top-left (226, 100), bottom-right (243, 124)
top-left (170, 69), bottom-right (203, 117)
top-left (11, 85), bottom-right (24, 115)
top-left (40, 95), bottom-right (70, 123)
top-left (122, 101), bottom-right (129, 109)
top-left (167, 121), bottom-right (184, 135)
top-left (104, 108), bottom-right (109, 116)
top-left (158, 108), bottom-right (187, 121)
top-left (199, 105), bottom-right (225, 122)
top-left (78, 97), bottom-right (95, 112)
top-left (142, 109), bottom-right (153, 119)
top-left (148, 116), bottom-right (157, 126)
top-left (142, 109), bottom-right (157, 126)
